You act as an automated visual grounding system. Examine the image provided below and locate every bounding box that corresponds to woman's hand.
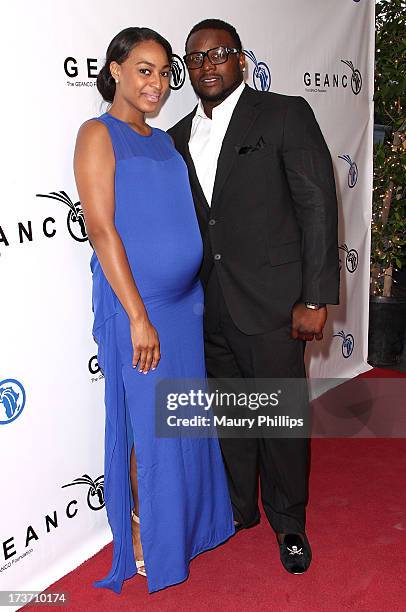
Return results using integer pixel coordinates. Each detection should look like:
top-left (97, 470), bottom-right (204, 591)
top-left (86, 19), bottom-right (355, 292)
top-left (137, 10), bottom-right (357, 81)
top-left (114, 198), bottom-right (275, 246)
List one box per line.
top-left (130, 317), bottom-right (161, 373)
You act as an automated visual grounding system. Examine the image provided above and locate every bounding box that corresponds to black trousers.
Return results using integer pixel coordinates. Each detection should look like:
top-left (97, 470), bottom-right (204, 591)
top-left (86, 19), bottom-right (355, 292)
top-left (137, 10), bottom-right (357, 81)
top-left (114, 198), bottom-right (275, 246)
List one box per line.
top-left (204, 267), bottom-right (310, 534)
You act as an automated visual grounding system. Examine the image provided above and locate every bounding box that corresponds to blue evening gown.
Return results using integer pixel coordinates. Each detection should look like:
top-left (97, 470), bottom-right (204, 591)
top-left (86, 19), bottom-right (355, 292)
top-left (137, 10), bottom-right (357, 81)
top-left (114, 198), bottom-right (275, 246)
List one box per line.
top-left (90, 113), bottom-right (234, 594)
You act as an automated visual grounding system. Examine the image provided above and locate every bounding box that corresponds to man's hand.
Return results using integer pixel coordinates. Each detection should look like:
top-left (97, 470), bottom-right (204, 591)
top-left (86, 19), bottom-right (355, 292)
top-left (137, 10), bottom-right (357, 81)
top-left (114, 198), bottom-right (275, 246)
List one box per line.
top-left (291, 303), bottom-right (327, 341)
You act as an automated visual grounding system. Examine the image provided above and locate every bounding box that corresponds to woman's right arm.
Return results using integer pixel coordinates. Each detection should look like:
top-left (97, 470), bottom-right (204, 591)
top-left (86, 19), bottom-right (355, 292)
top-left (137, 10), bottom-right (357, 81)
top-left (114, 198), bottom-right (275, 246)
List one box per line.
top-left (73, 120), bottom-right (160, 373)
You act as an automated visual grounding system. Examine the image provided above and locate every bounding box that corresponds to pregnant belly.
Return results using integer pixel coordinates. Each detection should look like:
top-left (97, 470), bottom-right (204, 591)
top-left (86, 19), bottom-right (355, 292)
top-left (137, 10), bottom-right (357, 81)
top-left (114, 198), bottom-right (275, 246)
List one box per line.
top-left (120, 222), bottom-right (203, 298)
top-left (114, 155), bottom-right (203, 298)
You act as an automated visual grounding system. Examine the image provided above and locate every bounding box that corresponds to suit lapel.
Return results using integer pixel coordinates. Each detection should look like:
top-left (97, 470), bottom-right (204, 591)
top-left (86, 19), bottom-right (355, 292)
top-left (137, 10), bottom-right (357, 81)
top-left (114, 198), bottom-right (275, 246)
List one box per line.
top-left (176, 113), bottom-right (210, 217)
top-left (185, 144), bottom-right (210, 214)
top-left (211, 87), bottom-right (260, 207)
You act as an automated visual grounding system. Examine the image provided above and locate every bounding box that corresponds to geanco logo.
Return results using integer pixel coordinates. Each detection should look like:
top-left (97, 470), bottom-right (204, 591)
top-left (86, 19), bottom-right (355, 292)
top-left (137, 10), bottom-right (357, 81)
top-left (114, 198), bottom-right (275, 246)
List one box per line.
top-left (64, 56), bottom-right (99, 87)
top-left (339, 244), bottom-right (359, 273)
top-left (341, 60), bottom-right (362, 95)
top-left (36, 191), bottom-right (88, 242)
top-left (243, 50), bottom-right (271, 92)
top-left (62, 474), bottom-right (105, 511)
top-left (0, 216), bottom-right (57, 249)
top-left (0, 379), bottom-right (26, 425)
top-left (89, 354), bottom-right (104, 383)
top-left (304, 60), bottom-right (362, 95)
top-left (333, 330), bottom-right (354, 358)
top-left (338, 154), bottom-right (358, 188)
top-left (170, 54), bottom-right (186, 90)
top-left (1, 474), bottom-right (105, 567)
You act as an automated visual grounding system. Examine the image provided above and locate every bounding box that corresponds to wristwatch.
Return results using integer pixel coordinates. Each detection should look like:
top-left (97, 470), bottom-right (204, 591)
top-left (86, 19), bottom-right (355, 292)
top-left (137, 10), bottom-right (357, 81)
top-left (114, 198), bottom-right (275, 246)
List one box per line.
top-left (305, 302), bottom-right (326, 310)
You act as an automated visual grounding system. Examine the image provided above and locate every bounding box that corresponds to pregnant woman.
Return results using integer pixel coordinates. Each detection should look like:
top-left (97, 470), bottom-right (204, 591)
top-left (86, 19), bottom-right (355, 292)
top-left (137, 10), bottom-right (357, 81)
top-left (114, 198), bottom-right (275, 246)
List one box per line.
top-left (74, 27), bottom-right (234, 594)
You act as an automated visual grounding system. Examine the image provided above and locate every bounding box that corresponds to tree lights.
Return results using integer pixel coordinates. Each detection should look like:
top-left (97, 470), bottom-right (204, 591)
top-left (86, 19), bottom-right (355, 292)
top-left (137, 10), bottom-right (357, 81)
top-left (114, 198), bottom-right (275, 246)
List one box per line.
top-left (371, 0), bottom-right (405, 297)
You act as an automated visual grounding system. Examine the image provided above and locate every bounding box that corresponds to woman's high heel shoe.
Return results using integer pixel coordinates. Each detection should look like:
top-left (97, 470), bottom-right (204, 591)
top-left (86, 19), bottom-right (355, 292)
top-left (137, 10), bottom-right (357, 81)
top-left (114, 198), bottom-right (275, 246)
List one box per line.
top-left (131, 510), bottom-right (147, 577)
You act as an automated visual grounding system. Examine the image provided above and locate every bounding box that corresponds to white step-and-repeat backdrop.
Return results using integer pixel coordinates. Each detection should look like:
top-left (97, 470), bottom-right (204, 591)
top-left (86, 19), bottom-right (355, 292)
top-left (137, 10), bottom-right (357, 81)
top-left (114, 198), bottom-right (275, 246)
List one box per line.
top-left (1, 0), bottom-right (374, 596)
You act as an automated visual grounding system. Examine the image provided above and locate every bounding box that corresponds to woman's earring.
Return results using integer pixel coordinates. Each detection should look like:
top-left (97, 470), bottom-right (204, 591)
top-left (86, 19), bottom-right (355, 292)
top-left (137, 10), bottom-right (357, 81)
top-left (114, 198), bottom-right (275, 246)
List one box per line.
top-left (115, 79), bottom-right (119, 84)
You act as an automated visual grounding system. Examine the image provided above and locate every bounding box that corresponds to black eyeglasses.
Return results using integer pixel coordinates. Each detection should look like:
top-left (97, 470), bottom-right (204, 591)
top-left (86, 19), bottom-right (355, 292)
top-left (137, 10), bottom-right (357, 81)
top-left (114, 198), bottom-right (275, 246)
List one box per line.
top-left (183, 46), bottom-right (240, 70)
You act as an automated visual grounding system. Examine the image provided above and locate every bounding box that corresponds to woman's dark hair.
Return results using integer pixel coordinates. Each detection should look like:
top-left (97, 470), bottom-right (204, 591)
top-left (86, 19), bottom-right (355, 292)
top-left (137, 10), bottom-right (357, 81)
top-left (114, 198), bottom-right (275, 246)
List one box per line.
top-left (97, 27), bottom-right (173, 103)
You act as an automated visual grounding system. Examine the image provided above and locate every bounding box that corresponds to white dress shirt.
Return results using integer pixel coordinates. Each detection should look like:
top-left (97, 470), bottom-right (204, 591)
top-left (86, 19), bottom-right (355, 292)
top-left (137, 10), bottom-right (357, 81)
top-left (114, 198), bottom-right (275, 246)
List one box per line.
top-left (188, 81), bottom-right (245, 206)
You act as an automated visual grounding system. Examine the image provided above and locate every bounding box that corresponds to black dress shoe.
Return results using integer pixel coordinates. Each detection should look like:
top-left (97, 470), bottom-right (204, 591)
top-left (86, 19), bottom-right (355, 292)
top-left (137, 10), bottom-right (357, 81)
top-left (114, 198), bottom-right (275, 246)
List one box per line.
top-left (278, 533), bottom-right (312, 574)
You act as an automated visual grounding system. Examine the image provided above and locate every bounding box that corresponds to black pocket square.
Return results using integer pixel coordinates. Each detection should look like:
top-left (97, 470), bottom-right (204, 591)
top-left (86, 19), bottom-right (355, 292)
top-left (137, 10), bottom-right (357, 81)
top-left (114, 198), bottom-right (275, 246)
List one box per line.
top-left (235, 136), bottom-right (266, 155)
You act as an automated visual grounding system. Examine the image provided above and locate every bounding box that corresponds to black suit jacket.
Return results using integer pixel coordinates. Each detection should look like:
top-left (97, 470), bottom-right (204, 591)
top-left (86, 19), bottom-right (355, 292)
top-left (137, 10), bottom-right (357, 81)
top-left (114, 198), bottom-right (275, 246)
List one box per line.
top-left (168, 85), bottom-right (339, 335)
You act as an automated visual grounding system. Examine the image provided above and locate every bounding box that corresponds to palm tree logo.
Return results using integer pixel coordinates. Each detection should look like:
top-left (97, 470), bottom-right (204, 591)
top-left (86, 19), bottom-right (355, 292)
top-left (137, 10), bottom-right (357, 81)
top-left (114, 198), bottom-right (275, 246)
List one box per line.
top-left (170, 55), bottom-right (185, 90)
top-left (0, 379), bottom-right (26, 425)
top-left (341, 60), bottom-right (362, 95)
top-left (243, 50), bottom-right (271, 92)
top-left (62, 474), bottom-right (105, 511)
top-left (333, 330), bottom-right (355, 358)
top-left (338, 154), bottom-right (358, 188)
top-left (36, 191), bottom-right (88, 242)
top-left (339, 244), bottom-right (359, 273)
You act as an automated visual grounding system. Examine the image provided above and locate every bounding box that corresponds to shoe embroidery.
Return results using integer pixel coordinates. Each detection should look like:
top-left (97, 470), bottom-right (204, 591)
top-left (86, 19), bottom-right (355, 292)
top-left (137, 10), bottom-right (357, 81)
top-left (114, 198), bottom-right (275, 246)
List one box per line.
top-left (287, 545), bottom-right (303, 556)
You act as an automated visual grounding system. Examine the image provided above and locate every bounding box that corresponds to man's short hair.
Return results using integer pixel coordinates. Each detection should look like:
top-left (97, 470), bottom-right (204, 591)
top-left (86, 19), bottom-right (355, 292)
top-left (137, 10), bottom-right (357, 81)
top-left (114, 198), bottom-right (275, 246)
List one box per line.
top-left (185, 18), bottom-right (242, 52)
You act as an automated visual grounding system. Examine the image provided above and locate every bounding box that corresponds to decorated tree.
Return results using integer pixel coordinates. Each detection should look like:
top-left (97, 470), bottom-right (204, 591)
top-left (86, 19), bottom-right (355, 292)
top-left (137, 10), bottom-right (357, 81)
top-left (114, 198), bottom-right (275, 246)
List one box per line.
top-left (371, 0), bottom-right (406, 296)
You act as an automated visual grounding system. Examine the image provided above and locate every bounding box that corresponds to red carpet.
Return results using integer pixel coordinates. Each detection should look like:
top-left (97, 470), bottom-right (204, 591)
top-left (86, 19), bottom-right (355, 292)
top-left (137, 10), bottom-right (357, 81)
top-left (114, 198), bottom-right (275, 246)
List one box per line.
top-left (25, 369), bottom-right (406, 611)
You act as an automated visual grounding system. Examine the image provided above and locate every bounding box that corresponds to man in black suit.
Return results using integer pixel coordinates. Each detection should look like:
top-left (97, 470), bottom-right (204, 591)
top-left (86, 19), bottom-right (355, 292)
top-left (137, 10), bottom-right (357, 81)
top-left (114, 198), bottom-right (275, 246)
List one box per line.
top-left (169, 18), bottom-right (339, 574)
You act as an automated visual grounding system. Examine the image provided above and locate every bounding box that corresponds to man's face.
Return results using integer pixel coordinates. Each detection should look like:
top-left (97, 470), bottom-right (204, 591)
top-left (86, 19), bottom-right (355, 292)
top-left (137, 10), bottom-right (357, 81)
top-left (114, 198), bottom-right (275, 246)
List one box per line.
top-left (185, 28), bottom-right (245, 104)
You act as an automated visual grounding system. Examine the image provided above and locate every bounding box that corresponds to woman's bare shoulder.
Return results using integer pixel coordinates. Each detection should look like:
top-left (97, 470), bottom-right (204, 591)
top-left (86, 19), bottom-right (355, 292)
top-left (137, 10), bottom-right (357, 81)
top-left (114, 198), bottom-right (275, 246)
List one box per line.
top-left (77, 118), bottom-right (109, 142)
top-left (75, 118), bottom-right (114, 162)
